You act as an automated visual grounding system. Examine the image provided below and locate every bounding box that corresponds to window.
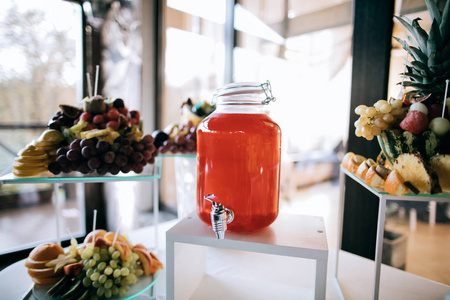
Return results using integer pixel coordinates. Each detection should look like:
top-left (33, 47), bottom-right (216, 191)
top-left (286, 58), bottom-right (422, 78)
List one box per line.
top-left (234, 0), bottom-right (352, 157)
top-left (159, 0), bottom-right (353, 207)
top-left (0, 0), bottom-right (84, 255)
top-left (161, 0), bottom-right (227, 206)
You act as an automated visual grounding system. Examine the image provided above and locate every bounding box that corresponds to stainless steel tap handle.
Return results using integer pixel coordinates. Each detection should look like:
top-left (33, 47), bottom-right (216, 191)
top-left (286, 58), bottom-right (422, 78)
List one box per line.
top-left (204, 194), bottom-right (234, 239)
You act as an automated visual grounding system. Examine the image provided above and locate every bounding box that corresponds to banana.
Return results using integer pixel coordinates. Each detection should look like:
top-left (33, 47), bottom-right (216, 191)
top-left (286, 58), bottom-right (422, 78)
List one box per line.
top-left (13, 145), bottom-right (49, 177)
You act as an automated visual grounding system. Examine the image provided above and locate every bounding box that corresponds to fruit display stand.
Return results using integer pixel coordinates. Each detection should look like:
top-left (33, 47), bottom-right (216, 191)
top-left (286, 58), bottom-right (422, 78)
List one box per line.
top-left (166, 212), bottom-right (328, 300)
top-left (0, 157), bottom-right (162, 249)
top-left (335, 166), bottom-right (450, 300)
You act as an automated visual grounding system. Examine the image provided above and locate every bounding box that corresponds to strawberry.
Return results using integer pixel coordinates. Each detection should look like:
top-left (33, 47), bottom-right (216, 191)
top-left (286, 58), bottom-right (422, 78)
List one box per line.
top-left (399, 110), bottom-right (428, 134)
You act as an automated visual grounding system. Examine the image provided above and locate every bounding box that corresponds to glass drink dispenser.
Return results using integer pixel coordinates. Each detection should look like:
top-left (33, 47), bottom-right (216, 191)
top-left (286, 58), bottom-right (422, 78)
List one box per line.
top-left (196, 81), bottom-right (282, 237)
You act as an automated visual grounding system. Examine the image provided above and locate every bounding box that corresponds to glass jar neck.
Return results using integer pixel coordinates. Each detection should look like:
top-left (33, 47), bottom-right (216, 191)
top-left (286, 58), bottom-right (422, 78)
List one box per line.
top-left (215, 93), bottom-right (265, 106)
top-left (214, 101), bottom-right (265, 114)
top-left (212, 81), bottom-right (276, 106)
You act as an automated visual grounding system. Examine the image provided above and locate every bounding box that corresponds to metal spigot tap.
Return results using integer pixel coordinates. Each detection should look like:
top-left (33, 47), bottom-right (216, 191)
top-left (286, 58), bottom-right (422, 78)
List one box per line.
top-left (204, 194), bottom-right (234, 239)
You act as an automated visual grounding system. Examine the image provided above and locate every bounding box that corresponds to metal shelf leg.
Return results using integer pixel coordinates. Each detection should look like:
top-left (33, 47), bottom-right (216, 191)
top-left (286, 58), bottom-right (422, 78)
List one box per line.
top-left (373, 195), bottom-right (387, 300)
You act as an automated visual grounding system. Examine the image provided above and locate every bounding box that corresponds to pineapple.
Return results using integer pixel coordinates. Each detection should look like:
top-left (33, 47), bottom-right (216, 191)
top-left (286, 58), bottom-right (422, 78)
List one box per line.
top-left (430, 154), bottom-right (450, 191)
top-left (394, 0), bottom-right (450, 102)
top-left (393, 153), bottom-right (441, 194)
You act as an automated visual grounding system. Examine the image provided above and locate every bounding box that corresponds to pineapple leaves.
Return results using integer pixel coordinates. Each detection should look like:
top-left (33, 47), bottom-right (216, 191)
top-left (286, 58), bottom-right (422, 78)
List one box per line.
top-left (407, 35), bottom-right (419, 48)
top-left (393, 36), bottom-right (409, 51)
top-left (410, 60), bottom-right (431, 75)
top-left (428, 52), bottom-right (443, 75)
top-left (401, 81), bottom-right (441, 97)
top-left (443, 59), bottom-right (450, 76)
top-left (394, 16), bottom-right (429, 54)
top-left (440, 0), bottom-right (450, 43)
top-left (394, 15), bottom-right (417, 43)
top-left (394, 1), bottom-right (449, 101)
top-left (402, 81), bottom-right (434, 89)
top-left (410, 46), bottom-right (428, 64)
top-left (402, 72), bottom-right (427, 82)
top-left (427, 20), bottom-right (442, 54)
top-left (425, 0), bottom-right (442, 25)
top-left (412, 18), bottom-right (429, 55)
top-left (443, 43), bottom-right (450, 60)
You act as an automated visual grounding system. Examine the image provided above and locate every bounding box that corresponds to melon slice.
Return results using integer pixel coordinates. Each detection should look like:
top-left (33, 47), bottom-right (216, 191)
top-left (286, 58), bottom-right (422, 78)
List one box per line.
top-left (430, 154), bottom-right (450, 192)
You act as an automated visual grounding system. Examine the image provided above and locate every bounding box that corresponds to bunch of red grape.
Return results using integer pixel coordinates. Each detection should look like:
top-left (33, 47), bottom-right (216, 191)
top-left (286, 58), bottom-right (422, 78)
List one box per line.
top-left (48, 109), bottom-right (80, 130)
top-left (47, 135), bottom-right (158, 176)
top-left (48, 98), bottom-right (140, 132)
top-left (153, 122), bottom-right (197, 154)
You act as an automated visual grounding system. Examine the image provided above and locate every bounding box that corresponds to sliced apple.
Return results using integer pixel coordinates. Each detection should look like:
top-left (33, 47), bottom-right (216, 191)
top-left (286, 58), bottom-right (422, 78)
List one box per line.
top-left (93, 236), bottom-right (112, 248)
top-left (133, 248), bottom-right (153, 276)
top-left (132, 244), bottom-right (148, 252)
top-left (149, 252), bottom-right (163, 274)
top-left (83, 229), bottom-right (107, 244)
top-left (114, 241), bottom-right (130, 262)
top-left (104, 232), bottom-right (133, 248)
top-left (64, 262), bottom-right (84, 277)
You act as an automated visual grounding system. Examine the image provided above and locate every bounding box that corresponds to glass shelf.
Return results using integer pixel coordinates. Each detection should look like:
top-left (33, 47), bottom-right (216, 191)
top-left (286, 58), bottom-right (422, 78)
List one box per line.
top-left (0, 157), bottom-right (162, 184)
top-left (341, 166), bottom-right (450, 202)
top-left (33, 271), bottom-right (160, 300)
top-left (160, 153), bottom-right (196, 158)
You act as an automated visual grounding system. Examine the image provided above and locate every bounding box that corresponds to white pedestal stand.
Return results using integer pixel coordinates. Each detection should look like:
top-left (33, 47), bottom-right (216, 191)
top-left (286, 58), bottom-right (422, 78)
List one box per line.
top-left (166, 212), bottom-right (328, 300)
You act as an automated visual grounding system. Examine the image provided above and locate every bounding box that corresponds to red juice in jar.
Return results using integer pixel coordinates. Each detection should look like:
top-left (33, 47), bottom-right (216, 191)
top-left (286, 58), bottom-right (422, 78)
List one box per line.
top-left (196, 81), bottom-right (281, 232)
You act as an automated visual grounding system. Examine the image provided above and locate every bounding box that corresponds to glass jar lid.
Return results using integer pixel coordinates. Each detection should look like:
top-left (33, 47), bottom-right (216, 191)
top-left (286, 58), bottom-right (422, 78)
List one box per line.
top-left (212, 80), bottom-right (276, 105)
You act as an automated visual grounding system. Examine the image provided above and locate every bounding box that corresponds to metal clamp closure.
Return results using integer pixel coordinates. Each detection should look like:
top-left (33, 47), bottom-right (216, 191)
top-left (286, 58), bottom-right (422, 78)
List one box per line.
top-left (261, 80), bottom-right (276, 105)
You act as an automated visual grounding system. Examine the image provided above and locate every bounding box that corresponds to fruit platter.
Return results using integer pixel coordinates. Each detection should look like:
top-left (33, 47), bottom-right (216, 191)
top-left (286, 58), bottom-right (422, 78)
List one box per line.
top-left (26, 230), bottom-right (162, 299)
top-left (152, 98), bottom-right (214, 155)
top-left (8, 95), bottom-right (159, 179)
top-left (342, 0), bottom-right (450, 196)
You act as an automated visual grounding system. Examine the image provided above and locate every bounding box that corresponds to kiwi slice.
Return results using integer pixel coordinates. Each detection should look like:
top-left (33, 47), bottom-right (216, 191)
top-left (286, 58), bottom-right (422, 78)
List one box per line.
top-left (46, 276), bottom-right (71, 298)
top-left (404, 181), bottom-right (420, 194)
top-left (61, 278), bottom-right (85, 300)
top-left (366, 158), bottom-right (376, 167)
top-left (375, 165), bottom-right (390, 179)
top-left (59, 105), bottom-right (81, 119)
top-left (353, 155), bottom-right (366, 164)
top-left (77, 288), bottom-right (90, 300)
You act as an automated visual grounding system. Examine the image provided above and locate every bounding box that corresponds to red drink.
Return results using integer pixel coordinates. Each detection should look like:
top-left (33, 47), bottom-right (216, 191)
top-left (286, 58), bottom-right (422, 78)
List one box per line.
top-left (197, 112), bottom-right (281, 231)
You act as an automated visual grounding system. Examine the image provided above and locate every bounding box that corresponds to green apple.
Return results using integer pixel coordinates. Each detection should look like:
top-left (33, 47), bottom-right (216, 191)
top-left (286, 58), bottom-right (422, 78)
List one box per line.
top-left (429, 117), bottom-right (450, 136)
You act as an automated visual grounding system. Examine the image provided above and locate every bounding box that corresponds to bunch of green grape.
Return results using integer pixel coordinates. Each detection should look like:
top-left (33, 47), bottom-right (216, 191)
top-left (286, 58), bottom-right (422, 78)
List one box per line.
top-left (354, 98), bottom-right (405, 140)
top-left (78, 244), bottom-right (144, 299)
